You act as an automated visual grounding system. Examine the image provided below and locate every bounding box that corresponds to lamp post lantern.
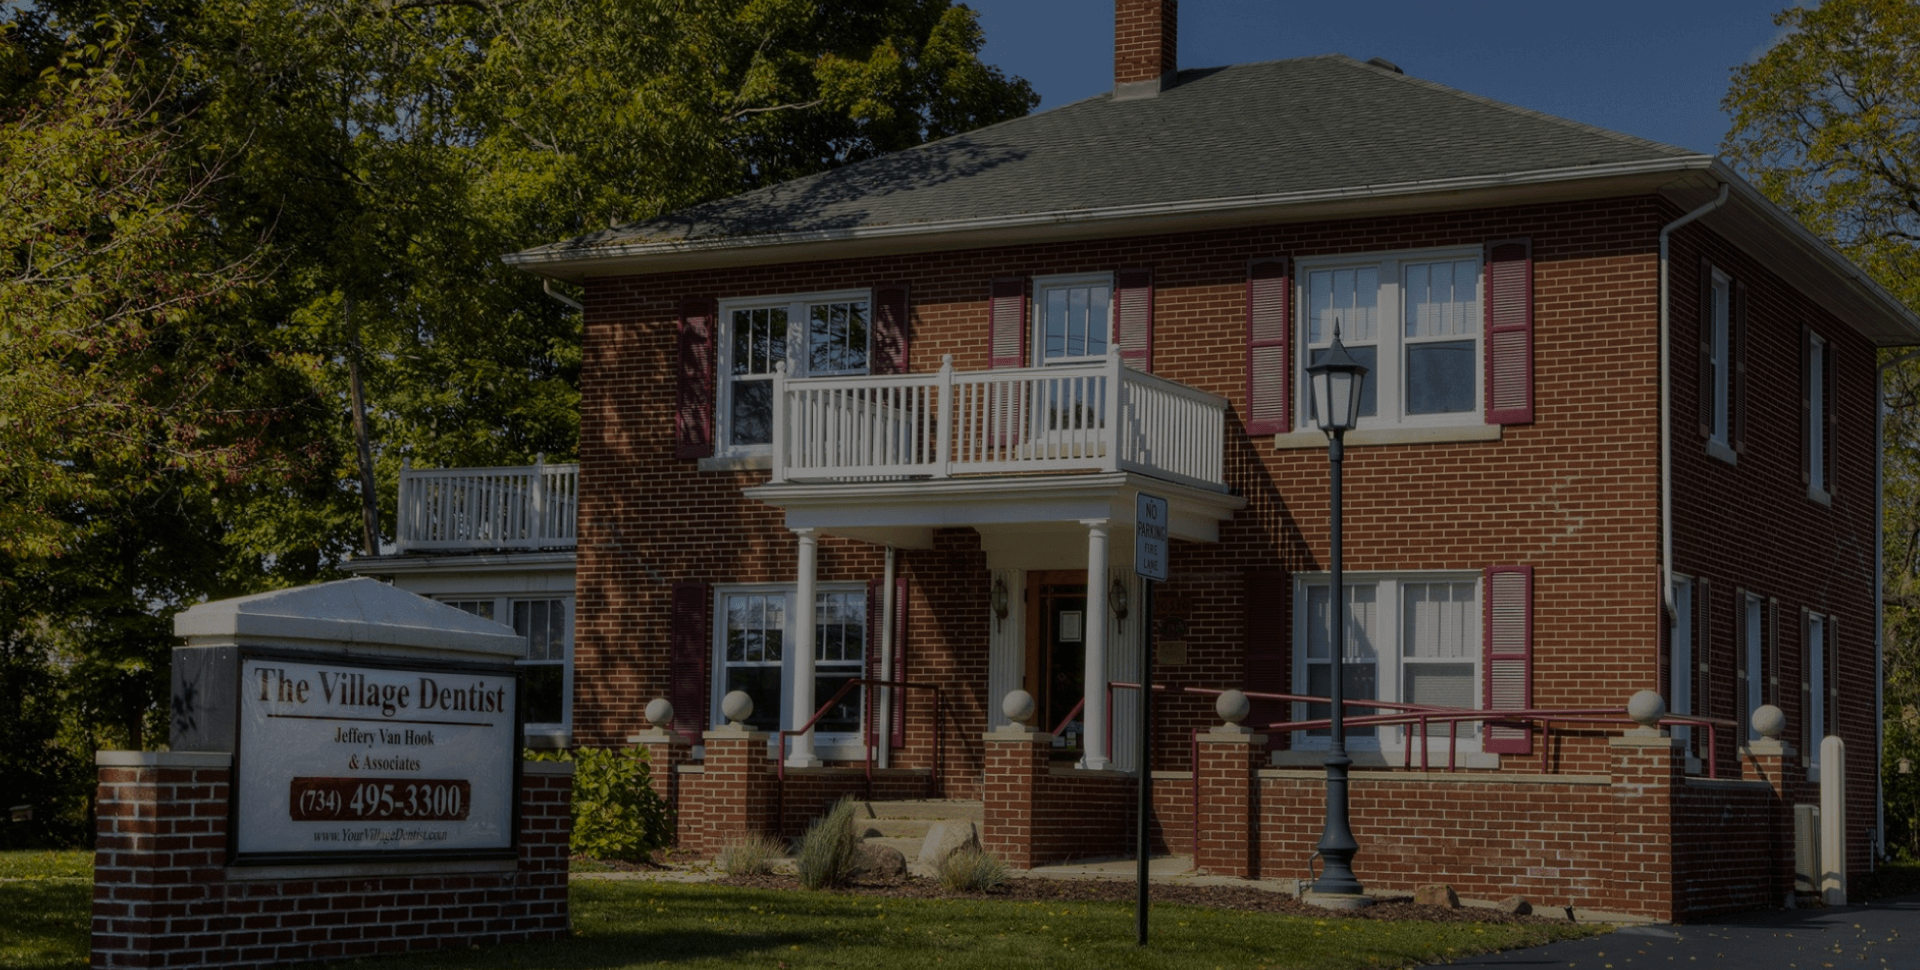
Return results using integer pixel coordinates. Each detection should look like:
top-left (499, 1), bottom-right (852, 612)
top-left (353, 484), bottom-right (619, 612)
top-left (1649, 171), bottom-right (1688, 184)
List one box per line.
top-left (1305, 324), bottom-right (1369, 903)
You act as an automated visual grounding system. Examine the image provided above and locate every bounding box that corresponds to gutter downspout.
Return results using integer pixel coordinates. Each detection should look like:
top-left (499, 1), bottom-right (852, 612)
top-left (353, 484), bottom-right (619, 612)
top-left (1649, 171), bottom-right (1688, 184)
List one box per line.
top-left (1874, 349), bottom-right (1920, 866)
top-left (1659, 184), bottom-right (1730, 627)
top-left (878, 546), bottom-right (897, 770)
top-left (543, 278), bottom-right (584, 311)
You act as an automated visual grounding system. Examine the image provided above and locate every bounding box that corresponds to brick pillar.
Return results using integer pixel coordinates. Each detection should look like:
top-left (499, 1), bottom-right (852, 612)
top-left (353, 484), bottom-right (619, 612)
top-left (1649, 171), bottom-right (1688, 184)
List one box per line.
top-left (1609, 728), bottom-right (1681, 920)
top-left (1194, 727), bottom-right (1265, 878)
top-left (92, 751), bottom-right (232, 970)
top-left (981, 726), bottom-right (1050, 870)
top-left (628, 728), bottom-right (691, 845)
top-left (694, 725), bottom-right (773, 855)
top-left (1744, 736), bottom-right (1798, 907)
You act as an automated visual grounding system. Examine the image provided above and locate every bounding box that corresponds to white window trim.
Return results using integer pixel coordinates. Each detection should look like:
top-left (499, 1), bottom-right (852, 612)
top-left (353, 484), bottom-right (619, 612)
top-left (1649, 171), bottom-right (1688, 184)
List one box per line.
top-left (714, 288), bottom-right (873, 459)
top-left (1295, 245), bottom-right (1485, 433)
top-left (1031, 272), bottom-right (1115, 367)
top-left (1706, 269), bottom-right (1737, 465)
top-left (1290, 570), bottom-right (1483, 756)
top-left (1807, 330), bottom-right (1830, 503)
top-left (710, 582), bottom-right (869, 761)
top-left (436, 595), bottom-right (574, 738)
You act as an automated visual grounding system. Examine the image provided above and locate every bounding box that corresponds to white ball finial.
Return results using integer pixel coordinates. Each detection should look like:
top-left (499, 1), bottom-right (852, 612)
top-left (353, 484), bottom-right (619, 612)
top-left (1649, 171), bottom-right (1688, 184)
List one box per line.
top-left (1216, 689), bottom-right (1251, 726)
top-left (645, 698), bottom-right (675, 729)
top-left (721, 690), bottom-right (755, 727)
top-left (1002, 689), bottom-right (1037, 726)
top-left (1751, 704), bottom-right (1785, 740)
top-left (1627, 690), bottom-right (1666, 729)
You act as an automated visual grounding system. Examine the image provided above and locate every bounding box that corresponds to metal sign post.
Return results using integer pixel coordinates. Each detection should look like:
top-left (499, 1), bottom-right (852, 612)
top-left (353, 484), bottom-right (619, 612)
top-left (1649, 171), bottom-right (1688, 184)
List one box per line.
top-left (1134, 493), bottom-right (1168, 946)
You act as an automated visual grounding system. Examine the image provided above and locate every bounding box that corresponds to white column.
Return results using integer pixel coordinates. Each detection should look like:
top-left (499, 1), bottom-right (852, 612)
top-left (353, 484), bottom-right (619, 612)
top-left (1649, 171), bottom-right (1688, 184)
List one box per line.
top-left (1081, 519), bottom-right (1111, 770)
top-left (788, 528), bottom-right (821, 767)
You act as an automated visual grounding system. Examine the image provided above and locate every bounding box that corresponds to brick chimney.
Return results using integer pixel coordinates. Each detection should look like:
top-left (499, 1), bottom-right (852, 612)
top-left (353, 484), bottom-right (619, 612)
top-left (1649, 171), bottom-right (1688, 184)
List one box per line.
top-left (1114, 0), bottom-right (1177, 100)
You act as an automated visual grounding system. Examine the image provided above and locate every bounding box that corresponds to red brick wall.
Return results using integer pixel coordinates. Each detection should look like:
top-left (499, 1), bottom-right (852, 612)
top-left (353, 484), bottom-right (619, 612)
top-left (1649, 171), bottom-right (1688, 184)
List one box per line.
top-left (1114, 0), bottom-right (1177, 86)
top-left (1666, 215), bottom-right (1881, 879)
top-left (91, 757), bottom-right (570, 970)
top-left (573, 194), bottom-right (1880, 904)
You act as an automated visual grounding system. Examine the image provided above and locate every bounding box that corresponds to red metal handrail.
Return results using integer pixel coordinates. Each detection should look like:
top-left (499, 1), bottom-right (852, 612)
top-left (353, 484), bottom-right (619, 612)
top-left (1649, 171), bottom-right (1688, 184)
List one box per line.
top-left (774, 677), bottom-right (944, 834)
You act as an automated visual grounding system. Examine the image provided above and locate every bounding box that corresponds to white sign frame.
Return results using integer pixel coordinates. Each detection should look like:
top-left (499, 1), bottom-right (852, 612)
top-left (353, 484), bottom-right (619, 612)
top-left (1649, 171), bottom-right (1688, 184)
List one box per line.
top-left (229, 650), bottom-right (522, 865)
top-left (1136, 492), bottom-right (1169, 582)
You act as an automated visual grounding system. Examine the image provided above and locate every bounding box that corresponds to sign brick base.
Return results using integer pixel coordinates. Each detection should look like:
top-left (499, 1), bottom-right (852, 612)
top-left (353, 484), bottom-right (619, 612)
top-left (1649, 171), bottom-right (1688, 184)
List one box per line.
top-left (91, 752), bottom-right (572, 969)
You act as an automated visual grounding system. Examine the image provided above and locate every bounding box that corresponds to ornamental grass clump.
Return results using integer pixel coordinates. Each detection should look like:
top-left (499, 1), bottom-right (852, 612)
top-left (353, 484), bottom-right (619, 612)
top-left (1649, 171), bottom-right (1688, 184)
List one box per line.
top-left (934, 845), bottom-right (1009, 892)
top-left (795, 796), bottom-right (861, 889)
top-left (716, 832), bottom-right (784, 876)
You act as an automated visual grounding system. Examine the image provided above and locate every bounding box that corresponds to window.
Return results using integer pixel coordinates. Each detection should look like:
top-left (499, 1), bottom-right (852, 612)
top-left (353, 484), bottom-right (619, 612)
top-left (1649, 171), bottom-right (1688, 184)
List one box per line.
top-left (441, 595), bottom-right (574, 733)
top-left (713, 585), bottom-right (867, 753)
top-left (1032, 274), bottom-right (1112, 366)
top-left (1293, 573), bottom-right (1480, 751)
top-left (1806, 610), bottom-right (1826, 773)
top-left (1298, 248), bottom-right (1482, 430)
top-left (1742, 592), bottom-right (1765, 741)
top-left (1668, 576), bottom-right (1693, 749)
top-left (716, 290), bottom-right (871, 454)
top-left (1807, 331), bottom-right (1829, 500)
top-left (1706, 269), bottom-right (1732, 455)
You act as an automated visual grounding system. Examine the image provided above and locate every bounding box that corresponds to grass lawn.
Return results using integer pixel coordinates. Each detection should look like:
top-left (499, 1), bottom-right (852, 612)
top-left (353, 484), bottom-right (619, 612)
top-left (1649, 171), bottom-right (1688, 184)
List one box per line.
top-left (0, 850), bottom-right (1603, 970)
top-left (0, 849), bottom-right (94, 970)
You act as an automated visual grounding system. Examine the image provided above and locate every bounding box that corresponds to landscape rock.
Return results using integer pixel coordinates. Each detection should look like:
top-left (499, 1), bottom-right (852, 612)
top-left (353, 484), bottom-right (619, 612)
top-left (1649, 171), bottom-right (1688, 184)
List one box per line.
top-left (916, 820), bottom-right (981, 867)
top-left (854, 843), bottom-right (907, 879)
top-left (1413, 884), bottom-right (1460, 908)
top-left (1498, 895), bottom-right (1533, 916)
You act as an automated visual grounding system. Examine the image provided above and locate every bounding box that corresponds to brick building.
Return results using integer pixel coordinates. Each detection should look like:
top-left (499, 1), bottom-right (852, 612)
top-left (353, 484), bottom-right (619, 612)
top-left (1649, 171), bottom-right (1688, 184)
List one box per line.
top-left (359, 0), bottom-right (1920, 919)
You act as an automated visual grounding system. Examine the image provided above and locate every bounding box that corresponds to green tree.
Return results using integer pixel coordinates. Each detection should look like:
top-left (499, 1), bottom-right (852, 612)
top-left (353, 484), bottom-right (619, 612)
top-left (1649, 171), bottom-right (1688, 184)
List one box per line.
top-left (1723, 0), bottom-right (1920, 858)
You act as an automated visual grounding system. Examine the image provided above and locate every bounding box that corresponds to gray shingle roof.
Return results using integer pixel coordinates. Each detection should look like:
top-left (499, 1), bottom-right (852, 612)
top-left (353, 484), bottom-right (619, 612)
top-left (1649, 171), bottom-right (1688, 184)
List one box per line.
top-left (512, 54), bottom-right (1701, 261)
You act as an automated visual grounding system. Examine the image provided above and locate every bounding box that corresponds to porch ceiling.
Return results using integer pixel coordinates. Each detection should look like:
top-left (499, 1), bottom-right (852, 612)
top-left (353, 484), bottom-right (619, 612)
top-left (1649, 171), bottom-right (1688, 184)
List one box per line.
top-left (742, 471), bottom-right (1246, 551)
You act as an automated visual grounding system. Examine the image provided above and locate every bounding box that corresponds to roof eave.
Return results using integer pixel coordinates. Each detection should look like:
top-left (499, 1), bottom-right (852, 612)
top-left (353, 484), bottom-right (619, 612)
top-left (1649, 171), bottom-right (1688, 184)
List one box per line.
top-left (503, 157), bottom-right (1718, 280)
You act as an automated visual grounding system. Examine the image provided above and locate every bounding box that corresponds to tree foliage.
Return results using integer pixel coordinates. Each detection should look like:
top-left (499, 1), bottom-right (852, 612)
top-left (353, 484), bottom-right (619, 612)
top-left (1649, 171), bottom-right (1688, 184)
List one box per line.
top-left (0, 0), bottom-right (1034, 839)
top-left (1723, 0), bottom-right (1920, 857)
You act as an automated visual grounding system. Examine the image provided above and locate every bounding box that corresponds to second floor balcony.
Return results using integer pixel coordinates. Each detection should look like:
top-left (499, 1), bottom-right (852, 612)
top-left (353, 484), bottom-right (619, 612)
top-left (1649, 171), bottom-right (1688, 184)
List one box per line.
top-left (769, 353), bottom-right (1229, 493)
top-left (394, 457), bottom-right (578, 553)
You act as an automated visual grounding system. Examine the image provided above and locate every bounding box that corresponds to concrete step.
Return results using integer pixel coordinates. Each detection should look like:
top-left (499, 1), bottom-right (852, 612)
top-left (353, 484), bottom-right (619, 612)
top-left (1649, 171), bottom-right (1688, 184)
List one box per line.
top-left (857, 818), bottom-right (932, 839)
top-left (856, 799), bottom-right (984, 823)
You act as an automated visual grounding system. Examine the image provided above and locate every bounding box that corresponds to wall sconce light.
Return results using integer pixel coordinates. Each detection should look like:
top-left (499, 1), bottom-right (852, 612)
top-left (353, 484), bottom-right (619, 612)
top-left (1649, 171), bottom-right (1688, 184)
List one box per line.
top-left (991, 577), bottom-right (1009, 626)
top-left (1109, 577), bottom-right (1129, 634)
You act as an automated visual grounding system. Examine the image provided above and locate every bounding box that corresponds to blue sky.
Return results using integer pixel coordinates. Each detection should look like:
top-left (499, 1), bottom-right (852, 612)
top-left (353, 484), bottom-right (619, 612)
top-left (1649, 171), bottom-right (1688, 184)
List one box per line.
top-left (965, 0), bottom-right (1795, 155)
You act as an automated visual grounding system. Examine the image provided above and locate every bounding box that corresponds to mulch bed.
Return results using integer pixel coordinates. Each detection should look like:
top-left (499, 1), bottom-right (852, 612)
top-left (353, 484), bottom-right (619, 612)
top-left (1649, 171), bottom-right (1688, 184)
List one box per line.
top-left (705, 871), bottom-right (1577, 925)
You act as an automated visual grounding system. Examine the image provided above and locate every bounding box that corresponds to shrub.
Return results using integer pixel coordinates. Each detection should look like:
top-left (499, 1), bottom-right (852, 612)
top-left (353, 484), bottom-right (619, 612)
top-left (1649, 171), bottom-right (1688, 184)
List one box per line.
top-left (934, 846), bottom-right (1009, 892)
top-left (795, 796), bottom-right (860, 889)
top-left (716, 832), bottom-right (785, 876)
top-left (527, 746), bottom-right (674, 862)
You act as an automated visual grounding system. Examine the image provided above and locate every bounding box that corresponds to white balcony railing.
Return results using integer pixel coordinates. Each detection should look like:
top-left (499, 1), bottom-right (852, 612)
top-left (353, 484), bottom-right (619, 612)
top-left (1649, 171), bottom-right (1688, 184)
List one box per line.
top-left (394, 457), bottom-right (578, 552)
top-left (771, 353), bottom-right (1228, 491)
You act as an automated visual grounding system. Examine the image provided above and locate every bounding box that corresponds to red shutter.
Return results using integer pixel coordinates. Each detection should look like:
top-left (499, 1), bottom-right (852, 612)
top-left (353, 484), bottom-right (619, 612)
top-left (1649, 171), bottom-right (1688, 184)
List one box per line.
top-left (1245, 258), bottom-right (1291, 435)
top-left (1242, 569), bottom-right (1289, 752)
top-left (1483, 565), bottom-right (1534, 755)
top-left (1730, 280), bottom-right (1748, 454)
top-left (1801, 326), bottom-right (1813, 487)
top-left (990, 277), bottom-right (1028, 369)
top-left (1696, 577), bottom-right (1714, 761)
top-left (865, 577), bottom-right (909, 748)
top-left (1116, 267), bottom-right (1154, 372)
top-left (1484, 238), bottom-right (1534, 425)
top-left (1698, 258), bottom-right (1716, 440)
top-left (873, 284), bottom-right (910, 375)
top-left (668, 582), bottom-right (712, 738)
top-left (1825, 615), bottom-right (1838, 739)
top-left (1825, 339), bottom-right (1838, 498)
top-left (675, 298), bottom-right (717, 459)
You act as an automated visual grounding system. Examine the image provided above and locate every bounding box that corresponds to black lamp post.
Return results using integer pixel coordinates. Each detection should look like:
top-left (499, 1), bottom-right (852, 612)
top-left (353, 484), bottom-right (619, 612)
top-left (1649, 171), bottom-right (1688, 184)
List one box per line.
top-left (1305, 325), bottom-right (1368, 901)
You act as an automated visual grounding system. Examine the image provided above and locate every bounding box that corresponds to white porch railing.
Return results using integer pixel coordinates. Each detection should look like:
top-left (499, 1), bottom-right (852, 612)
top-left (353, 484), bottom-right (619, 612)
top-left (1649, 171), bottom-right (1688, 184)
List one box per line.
top-left (771, 353), bottom-right (1228, 491)
top-left (394, 457), bottom-right (579, 552)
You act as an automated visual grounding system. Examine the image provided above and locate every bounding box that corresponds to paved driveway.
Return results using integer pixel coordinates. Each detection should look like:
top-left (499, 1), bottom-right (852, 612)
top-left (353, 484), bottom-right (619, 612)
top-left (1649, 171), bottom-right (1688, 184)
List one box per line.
top-left (1436, 894), bottom-right (1919, 968)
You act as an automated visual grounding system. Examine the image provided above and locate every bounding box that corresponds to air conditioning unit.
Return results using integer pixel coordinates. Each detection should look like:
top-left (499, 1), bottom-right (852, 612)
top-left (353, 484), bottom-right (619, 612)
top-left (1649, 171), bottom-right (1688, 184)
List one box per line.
top-left (1793, 803), bottom-right (1820, 893)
